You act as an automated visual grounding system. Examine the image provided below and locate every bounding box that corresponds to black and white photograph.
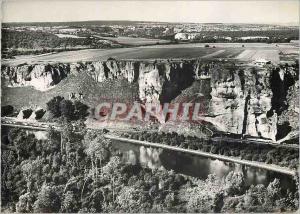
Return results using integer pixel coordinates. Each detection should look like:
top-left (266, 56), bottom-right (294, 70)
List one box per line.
top-left (0, 0), bottom-right (299, 213)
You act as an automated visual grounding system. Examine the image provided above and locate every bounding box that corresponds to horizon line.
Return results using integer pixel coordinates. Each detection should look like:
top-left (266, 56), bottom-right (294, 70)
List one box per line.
top-left (2, 19), bottom-right (298, 25)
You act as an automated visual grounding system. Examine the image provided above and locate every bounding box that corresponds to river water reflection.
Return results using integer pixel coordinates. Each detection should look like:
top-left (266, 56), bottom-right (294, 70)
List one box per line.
top-left (112, 141), bottom-right (296, 190)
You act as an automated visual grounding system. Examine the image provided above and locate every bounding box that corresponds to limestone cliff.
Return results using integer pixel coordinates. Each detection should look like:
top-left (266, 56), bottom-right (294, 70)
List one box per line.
top-left (2, 60), bottom-right (298, 140)
top-left (1, 64), bottom-right (70, 91)
top-left (207, 63), bottom-right (245, 134)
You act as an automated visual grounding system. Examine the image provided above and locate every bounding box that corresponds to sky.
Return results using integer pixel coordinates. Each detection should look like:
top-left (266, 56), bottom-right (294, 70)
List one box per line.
top-left (1, 0), bottom-right (299, 24)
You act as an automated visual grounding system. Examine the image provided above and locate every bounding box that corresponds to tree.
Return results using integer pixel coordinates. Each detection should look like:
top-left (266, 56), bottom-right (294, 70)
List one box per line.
top-left (1, 105), bottom-right (14, 117)
top-left (59, 99), bottom-right (75, 121)
top-left (74, 101), bottom-right (89, 120)
top-left (35, 108), bottom-right (46, 119)
top-left (164, 192), bottom-right (176, 209)
top-left (46, 127), bottom-right (61, 153)
top-left (21, 158), bottom-right (43, 192)
top-left (46, 96), bottom-right (64, 117)
top-left (22, 109), bottom-right (33, 119)
top-left (84, 131), bottom-right (111, 170)
top-left (16, 192), bottom-right (35, 213)
top-left (265, 178), bottom-right (282, 208)
top-left (102, 156), bottom-right (122, 202)
top-left (223, 171), bottom-right (245, 196)
top-left (85, 188), bottom-right (106, 212)
top-left (33, 185), bottom-right (61, 213)
top-left (61, 191), bottom-right (80, 213)
top-left (114, 186), bottom-right (143, 212)
top-left (9, 129), bottom-right (36, 160)
top-left (181, 174), bottom-right (224, 213)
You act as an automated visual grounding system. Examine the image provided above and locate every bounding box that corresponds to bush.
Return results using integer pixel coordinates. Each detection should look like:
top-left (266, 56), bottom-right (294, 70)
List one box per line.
top-left (35, 109), bottom-right (46, 119)
top-left (22, 109), bottom-right (33, 119)
top-left (1, 105), bottom-right (14, 116)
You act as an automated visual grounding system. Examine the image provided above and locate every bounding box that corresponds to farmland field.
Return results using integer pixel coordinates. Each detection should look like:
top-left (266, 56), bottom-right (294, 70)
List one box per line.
top-left (236, 49), bottom-right (280, 63)
top-left (94, 35), bottom-right (170, 45)
top-left (55, 34), bottom-right (86, 38)
top-left (210, 48), bottom-right (244, 59)
top-left (2, 43), bottom-right (298, 66)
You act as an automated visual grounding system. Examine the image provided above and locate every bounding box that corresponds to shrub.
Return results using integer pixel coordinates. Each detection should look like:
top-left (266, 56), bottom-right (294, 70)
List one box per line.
top-left (1, 105), bottom-right (14, 116)
top-left (22, 109), bottom-right (33, 119)
top-left (35, 109), bottom-right (46, 120)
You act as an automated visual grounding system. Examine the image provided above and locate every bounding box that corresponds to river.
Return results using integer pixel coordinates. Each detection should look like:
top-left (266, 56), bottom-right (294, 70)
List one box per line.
top-left (112, 140), bottom-right (296, 190)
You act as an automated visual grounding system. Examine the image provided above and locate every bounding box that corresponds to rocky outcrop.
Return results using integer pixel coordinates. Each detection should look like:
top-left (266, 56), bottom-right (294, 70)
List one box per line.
top-left (242, 67), bottom-right (276, 140)
top-left (1, 64), bottom-right (70, 91)
top-left (203, 63), bottom-right (244, 134)
top-left (2, 60), bottom-right (196, 102)
top-left (2, 60), bottom-right (298, 140)
top-left (138, 61), bottom-right (195, 103)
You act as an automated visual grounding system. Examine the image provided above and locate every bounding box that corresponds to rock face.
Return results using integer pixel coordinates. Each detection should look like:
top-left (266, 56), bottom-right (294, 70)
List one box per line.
top-left (208, 64), bottom-right (245, 134)
top-left (2, 60), bottom-right (298, 140)
top-left (243, 67), bottom-right (276, 140)
top-left (2, 64), bottom-right (70, 91)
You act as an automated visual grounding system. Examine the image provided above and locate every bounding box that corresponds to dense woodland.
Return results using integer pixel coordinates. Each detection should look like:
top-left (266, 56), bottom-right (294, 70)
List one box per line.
top-left (1, 125), bottom-right (299, 213)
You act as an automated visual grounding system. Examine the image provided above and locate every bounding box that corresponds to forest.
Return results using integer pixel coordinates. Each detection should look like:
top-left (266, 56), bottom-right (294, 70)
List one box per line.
top-left (1, 123), bottom-right (299, 213)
